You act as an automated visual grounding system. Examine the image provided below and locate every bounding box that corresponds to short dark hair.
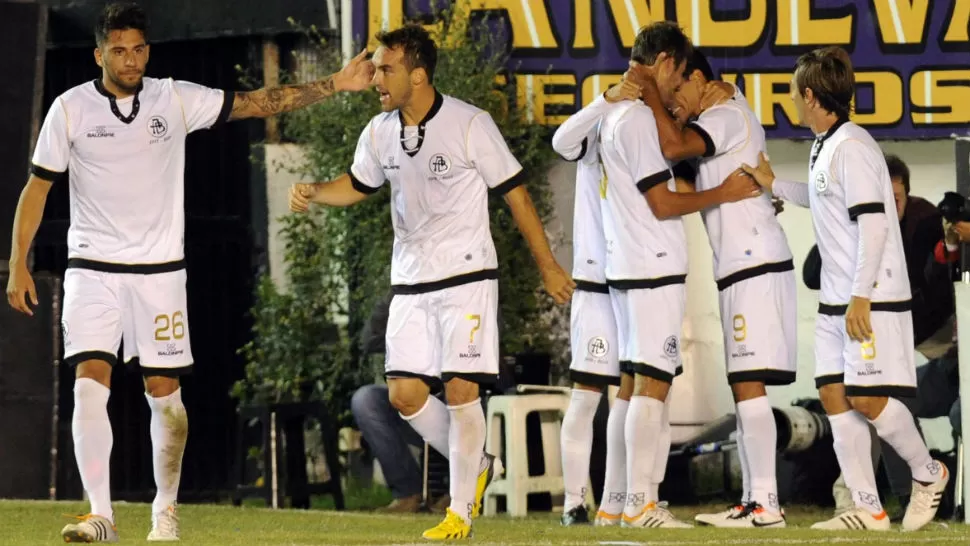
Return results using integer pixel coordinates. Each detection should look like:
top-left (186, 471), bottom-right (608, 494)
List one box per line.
top-left (793, 46), bottom-right (854, 120)
top-left (630, 21), bottom-right (692, 68)
top-left (685, 49), bottom-right (714, 82)
top-left (95, 2), bottom-right (147, 46)
top-left (375, 24), bottom-right (438, 83)
top-left (885, 154), bottom-right (910, 194)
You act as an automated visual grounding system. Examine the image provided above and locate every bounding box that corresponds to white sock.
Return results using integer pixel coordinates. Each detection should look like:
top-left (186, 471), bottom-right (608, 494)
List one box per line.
top-left (561, 389), bottom-right (601, 511)
top-left (72, 378), bottom-right (114, 522)
top-left (829, 410), bottom-right (883, 515)
top-left (869, 397), bottom-right (940, 483)
top-left (401, 396), bottom-right (451, 458)
top-left (447, 399), bottom-right (486, 525)
top-left (736, 414), bottom-right (751, 505)
top-left (737, 396), bottom-right (779, 512)
top-left (650, 396), bottom-right (672, 501)
top-left (599, 398), bottom-right (628, 516)
top-left (623, 396), bottom-right (664, 517)
top-left (146, 388), bottom-right (188, 514)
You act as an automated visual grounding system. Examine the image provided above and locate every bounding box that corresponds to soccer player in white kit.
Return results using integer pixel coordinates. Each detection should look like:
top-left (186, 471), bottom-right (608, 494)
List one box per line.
top-left (551, 79), bottom-right (642, 526)
top-left (288, 25), bottom-right (573, 540)
top-left (596, 22), bottom-right (761, 530)
top-left (742, 46), bottom-right (949, 531)
top-left (638, 50), bottom-right (795, 528)
top-left (6, 3), bottom-right (376, 542)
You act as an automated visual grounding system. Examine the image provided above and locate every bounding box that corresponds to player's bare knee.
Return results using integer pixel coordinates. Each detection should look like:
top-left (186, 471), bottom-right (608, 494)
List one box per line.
top-left (75, 360), bottom-right (112, 388)
top-left (616, 373), bottom-right (635, 401)
top-left (387, 377), bottom-right (430, 416)
top-left (633, 374), bottom-right (670, 401)
top-left (847, 395), bottom-right (888, 420)
top-left (144, 375), bottom-right (180, 397)
top-left (731, 381), bottom-right (767, 403)
top-left (444, 376), bottom-right (479, 406)
top-left (818, 383), bottom-right (852, 414)
top-left (573, 382), bottom-right (603, 393)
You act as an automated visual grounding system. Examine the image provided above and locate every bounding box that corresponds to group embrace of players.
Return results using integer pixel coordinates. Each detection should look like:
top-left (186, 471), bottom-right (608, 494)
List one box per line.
top-left (6, 1), bottom-right (950, 542)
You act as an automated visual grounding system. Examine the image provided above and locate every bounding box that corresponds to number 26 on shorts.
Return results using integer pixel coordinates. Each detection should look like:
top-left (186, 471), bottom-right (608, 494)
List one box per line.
top-left (154, 311), bottom-right (186, 341)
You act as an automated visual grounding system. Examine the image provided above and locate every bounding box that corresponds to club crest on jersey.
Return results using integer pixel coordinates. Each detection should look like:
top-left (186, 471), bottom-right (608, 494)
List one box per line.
top-left (663, 335), bottom-right (679, 358)
top-left (586, 336), bottom-right (609, 359)
top-left (814, 171), bottom-right (828, 193)
top-left (147, 115), bottom-right (168, 139)
top-left (429, 153), bottom-right (451, 176)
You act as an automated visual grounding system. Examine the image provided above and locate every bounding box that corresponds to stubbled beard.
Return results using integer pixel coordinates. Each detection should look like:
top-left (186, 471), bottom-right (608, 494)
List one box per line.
top-left (109, 71), bottom-right (142, 93)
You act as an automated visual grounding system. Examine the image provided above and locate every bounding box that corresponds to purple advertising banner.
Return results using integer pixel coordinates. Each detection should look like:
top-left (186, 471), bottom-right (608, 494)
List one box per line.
top-left (352, 0), bottom-right (969, 140)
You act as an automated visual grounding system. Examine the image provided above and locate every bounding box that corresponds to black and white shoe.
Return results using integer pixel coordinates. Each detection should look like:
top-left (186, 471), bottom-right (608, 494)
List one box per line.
top-left (560, 505), bottom-right (590, 526)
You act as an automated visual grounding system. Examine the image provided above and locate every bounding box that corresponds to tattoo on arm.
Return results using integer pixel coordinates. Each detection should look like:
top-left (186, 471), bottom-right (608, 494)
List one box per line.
top-left (230, 76), bottom-right (337, 120)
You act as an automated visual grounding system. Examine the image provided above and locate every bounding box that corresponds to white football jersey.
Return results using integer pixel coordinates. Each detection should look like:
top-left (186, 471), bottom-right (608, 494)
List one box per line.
top-left (350, 92), bottom-right (523, 291)
top-left (808, 121), bottom-right (911, 308)
top-left (688, 87), bottom-right (793, 287)
top-left (551, 95), bottom-right (610, 286)
top-left (598, 101), bottom-right (687, 285)
top-left (31, 77), bottom-right (230, 268)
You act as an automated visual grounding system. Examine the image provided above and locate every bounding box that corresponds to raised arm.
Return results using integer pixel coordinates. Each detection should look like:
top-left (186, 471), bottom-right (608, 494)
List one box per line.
top-left (229, 50), bottom-right (375, 120)
top-left (551, 80), bottom-right (640, 161)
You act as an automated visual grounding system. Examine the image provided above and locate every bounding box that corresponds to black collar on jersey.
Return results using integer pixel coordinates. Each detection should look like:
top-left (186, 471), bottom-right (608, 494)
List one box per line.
top-left (93, 78), bottom-right (144, 125)
top-left (398, 89), bottom-right (444, 157)
top-left (809, 116), bottom-right (848, 170)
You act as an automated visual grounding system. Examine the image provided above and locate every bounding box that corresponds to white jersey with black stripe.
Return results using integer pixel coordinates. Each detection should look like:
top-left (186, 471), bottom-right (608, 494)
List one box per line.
top-left (30, 77), bottom-right (232, 266)
top-left (687, 87), bottom-right (793, 284)
top-left (808, 121), bottom-right (910, 307)
top-left (349, 91), bottom-right (524, 289)
top-left (597, 101), bottom-right (687, 283)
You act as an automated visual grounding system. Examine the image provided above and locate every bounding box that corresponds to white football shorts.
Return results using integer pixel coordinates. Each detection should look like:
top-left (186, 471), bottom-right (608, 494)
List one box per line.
top-left (609, 283), bottom-right (685, 383)
top-left (814, 307), bottom-right (916, 397)
top-left (62, 267), bottom-right (193, 375)
top-left (385, 279), bottom-right (499, 386)
top-left (569, 284), bottom-right (620, 387)
top-left (717, 270), bottom-right (797, 385)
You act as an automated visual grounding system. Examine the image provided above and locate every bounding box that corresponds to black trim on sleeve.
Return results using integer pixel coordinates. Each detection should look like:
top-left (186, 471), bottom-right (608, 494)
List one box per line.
top-left (636, 170), bottom-right (671, 193)
top-left (348, 169), bottom-right (381, 195)
top-left (671, 159), bottom-right (697, 184)
top-left (30, 163), bottom-right (66, 183)
top-left (685, 122), bottom-right (715, 158)
top-left (847, 202), bottom-right (886, 221)
top-left (213, 90), bottom-right (235, 126)
top-left (490, 170), bottom-right (525, 196)
top-left (559, 137), bottom-right (588, 162)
